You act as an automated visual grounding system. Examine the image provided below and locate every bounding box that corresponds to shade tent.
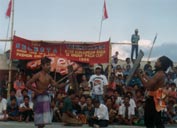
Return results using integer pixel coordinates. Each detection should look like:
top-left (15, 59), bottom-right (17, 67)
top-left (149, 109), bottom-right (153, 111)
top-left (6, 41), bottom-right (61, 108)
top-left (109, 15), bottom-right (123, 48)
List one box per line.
top-left (0, 54), bottom-right (17, 81)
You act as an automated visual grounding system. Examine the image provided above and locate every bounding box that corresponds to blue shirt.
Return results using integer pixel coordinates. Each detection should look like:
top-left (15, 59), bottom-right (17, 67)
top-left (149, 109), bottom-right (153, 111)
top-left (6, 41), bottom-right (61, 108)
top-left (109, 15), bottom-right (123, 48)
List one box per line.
top-left (131, 34), bottom-right (140, 44)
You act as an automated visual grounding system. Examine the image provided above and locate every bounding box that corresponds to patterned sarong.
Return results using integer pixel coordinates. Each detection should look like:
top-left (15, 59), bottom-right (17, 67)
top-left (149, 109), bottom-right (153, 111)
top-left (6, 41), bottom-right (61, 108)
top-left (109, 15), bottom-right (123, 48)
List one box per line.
top-left (34, 94), bottom-right (52, 126)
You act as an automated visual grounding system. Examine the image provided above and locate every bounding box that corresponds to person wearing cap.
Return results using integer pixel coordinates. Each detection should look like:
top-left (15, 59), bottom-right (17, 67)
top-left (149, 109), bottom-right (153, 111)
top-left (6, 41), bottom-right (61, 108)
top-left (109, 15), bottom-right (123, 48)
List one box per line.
top-left (88, 65), bottom-right (108, 104)
top-left (131, 29), bottom-right (140, 61)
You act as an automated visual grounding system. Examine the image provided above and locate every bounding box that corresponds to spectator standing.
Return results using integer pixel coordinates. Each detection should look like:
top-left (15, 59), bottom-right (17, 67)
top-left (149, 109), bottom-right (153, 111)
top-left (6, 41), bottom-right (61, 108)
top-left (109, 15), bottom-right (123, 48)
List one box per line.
top-left (88, 65), bottom-right (108, 104)
top-left (131, 29), bottom-right (140, 61)
top-left (13, 74), bottom-right (25, 104)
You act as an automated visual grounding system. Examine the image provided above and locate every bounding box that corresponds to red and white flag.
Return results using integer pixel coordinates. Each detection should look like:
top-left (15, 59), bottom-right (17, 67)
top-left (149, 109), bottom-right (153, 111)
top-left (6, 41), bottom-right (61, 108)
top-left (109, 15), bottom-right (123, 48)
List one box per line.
top-left (6, 0), bottom-right (12, 17)
top-left (102, 0), bottom-right (108, 20)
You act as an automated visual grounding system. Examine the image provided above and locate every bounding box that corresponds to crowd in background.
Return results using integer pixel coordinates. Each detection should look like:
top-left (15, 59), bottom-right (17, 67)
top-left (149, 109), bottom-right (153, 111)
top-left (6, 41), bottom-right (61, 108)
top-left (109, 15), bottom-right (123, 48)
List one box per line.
top-left (0, 51), bottom-right (177, 127)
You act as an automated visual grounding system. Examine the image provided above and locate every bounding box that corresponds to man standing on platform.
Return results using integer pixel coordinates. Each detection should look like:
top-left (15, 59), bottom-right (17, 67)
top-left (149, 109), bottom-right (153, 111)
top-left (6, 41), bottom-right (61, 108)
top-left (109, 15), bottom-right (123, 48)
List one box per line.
top-left (131, 29), bottom-right (140, 61)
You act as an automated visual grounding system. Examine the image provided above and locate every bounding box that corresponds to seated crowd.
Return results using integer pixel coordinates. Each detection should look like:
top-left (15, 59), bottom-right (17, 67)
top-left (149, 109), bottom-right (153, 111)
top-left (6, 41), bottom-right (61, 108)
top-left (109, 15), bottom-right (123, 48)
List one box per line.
top-left (0, 56), bottom-right (177, 127)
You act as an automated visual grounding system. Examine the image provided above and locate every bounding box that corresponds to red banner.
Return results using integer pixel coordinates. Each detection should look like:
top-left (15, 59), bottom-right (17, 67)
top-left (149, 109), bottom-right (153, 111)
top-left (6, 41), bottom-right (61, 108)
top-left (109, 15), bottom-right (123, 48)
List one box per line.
top-left (26, 57), bottom-right (83, 75)
top-left (12, 36), bottom-right (110, 64)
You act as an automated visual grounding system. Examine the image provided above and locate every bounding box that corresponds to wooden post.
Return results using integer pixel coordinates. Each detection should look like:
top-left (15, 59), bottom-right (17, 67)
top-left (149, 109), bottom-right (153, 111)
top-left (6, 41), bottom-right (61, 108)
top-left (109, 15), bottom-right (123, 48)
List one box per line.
top-left (108, 39), bottom-right (112, 82)
top-left (7, 0), bottom-right (15, 98)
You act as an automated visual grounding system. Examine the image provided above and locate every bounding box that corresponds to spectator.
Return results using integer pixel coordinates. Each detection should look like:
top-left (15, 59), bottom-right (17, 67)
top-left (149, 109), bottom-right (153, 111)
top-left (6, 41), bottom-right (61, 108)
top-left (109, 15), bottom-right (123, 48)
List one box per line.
top-left (134, 89), bottom-right (144, 104)
top-left (112, 58), bottom-right (119, 72)
top-left (13, 74), bottom-right (25, 98)
top-left (79, 95), bottom-right (87, 111)
top-left (105, 97), bottom-right (117, 124)
top-left (7, 96), bottom-right (19, 121)
top-left (88, 65), bottom-right (108, 104)
top-left (0, 94), bottom-right (8, 121)
top-left (72, 95), bottom-right (82, 115)
top-left (164, 100), bottom-right (177, 124)
top-left (108, 72), bottom-right (116, 90)
top-left (134, 100), bottom-right (144, 125)
top-left (82, 96), bottom-right (94, 123)
top-left (79, 75), bottom-right (90, 96)
top-left (123, 64), bottom-right (131, 77)
top-left (0, 75), bottom-right (8, 98)
top-left (88, 99), bottom-right (109, 127)
top-left (131, 29), bottom-right (140, 61)
top-left (114, 90), bottom-right (123, 106)
top-left (112, 51), bottom-right (119, 61)
top-left (62, 89), bottom-right (82, 126)
top-left (19, 95), bottom-right (33, 122)
top-left (17, 88), bottom-right (28, 106)
top-left (7, 89), bottom-right (17, 106)
top-left (126, 92), bottom-right (136, 109)
top-left (118, 96), bottom-right (135, 125)
top-left (123, 57), bottom-right (132, 70)
top-left (168, 83), bottom-right (177, 99)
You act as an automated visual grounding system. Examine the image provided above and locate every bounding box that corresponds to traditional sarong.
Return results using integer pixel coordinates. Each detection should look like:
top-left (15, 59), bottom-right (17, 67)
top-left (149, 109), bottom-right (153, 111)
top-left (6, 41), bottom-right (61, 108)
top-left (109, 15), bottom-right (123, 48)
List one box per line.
top-left (34, 94), bottom-right (52, 126)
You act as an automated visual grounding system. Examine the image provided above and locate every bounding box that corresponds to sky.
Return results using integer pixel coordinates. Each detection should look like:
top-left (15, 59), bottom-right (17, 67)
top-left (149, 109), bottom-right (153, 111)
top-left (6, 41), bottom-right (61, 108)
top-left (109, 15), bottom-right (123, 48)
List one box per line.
top-left (0, 0), bottom-right (177, 62)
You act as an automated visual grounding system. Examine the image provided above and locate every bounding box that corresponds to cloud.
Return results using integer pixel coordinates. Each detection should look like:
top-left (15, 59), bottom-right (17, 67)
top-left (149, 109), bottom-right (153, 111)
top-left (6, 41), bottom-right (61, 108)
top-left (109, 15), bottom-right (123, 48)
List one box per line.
top-left (0, 42), bottom-right (11, 53)
top-left (146, 42), bottom-right (177, 62)
top-left (112, 40), bottom-right (177, 62)
top-left (112, 39), bottom-right (152, 60)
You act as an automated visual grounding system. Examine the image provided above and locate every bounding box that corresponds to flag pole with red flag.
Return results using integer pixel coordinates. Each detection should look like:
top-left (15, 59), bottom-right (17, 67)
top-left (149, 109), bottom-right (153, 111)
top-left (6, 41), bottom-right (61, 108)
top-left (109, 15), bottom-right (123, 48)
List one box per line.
top-left (6, 0), bottom-right (12, 17)
top-left (4, 0), bottom-right (12, 52)
top-left (98, 0), bottom-right (108, 41)
top-left (6, 0), bottom-right (15, 98)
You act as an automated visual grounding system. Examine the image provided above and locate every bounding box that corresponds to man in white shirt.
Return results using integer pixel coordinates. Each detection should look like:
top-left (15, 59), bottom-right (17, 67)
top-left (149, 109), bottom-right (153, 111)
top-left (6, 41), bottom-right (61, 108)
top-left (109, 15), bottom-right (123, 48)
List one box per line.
top-left (118, 96), bottom-right (135, 125)
top-left (88, 99), bottom-right (109, 128)
top-left (19, 95), bottom-right (34, 122)
top-left (88, 65), bottom-right (108, 104)
top-left (0, 94), bottom-right (8, 121)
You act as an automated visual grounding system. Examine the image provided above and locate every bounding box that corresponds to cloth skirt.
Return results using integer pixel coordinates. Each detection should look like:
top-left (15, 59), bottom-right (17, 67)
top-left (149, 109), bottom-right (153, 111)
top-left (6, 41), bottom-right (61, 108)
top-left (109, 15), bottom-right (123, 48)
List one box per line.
top-left (34, 94), bottom-right (52, 126)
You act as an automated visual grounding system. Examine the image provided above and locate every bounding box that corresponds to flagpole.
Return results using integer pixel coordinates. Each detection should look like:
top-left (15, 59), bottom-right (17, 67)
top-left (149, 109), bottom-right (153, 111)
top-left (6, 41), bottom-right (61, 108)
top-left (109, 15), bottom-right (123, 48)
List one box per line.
top-left (98, 0), bottom-right (108, 42)
top-left (7, 0), bottom-right (15, 98)
top-left (98, 19), bottom-right (103, 41)
top-left (147, 33), bottom-right (157, 62)
top-left (4, 19), bottom-right (11, 52)
top-left (108, 38), bottom-right (112, 82)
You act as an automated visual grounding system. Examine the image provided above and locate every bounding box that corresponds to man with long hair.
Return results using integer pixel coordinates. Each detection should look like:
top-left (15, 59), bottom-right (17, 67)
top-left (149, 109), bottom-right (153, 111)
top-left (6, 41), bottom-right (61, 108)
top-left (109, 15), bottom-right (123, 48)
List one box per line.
top-left (138, 56), bottom-right (173, 128)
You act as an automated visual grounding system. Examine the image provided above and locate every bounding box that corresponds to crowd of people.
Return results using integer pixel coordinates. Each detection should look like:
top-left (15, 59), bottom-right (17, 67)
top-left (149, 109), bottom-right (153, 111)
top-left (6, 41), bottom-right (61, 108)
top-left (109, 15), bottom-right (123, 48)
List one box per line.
top-left (0, 54), bottom-right (177, 128)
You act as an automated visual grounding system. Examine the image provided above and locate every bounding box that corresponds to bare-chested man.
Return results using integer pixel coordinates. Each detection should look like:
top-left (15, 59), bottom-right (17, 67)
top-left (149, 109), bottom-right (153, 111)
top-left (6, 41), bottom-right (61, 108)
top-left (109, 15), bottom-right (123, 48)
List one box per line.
top-left (138, 56), bottom-right (173, 128)
top-left (26, 57), bottom-right (64, 128)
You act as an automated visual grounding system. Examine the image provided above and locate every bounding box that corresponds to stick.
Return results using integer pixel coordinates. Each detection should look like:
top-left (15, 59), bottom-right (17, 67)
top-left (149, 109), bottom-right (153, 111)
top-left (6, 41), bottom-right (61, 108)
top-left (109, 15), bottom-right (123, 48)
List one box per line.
top-left (125, 50), bottom-right (144, 86)
top-left (147, 33), bottom-right (157, 62)
top-left (55, 66), bottom-right (80, 84)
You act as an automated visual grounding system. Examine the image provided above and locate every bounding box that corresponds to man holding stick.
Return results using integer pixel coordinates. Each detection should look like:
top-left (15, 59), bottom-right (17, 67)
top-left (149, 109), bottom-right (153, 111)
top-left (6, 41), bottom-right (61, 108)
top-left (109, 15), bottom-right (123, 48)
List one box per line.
top-left (138, 56), bottom-right (173, 128)
top-left (26, 57), bottom-right (65, 128)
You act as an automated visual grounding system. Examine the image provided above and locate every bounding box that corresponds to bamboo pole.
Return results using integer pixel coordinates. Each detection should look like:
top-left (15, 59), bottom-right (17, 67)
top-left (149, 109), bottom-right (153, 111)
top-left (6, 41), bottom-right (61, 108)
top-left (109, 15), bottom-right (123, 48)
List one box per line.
top-left (147, 33), bottom-right (157, 62)
top-left (7, 0), bottom-right (14, 98)
top-left (108, 39), bottom-right (112, 82)
top-left (0, 39), bottom-right (11, 42)
top-left (98, 19), bottom-right (103, 41)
